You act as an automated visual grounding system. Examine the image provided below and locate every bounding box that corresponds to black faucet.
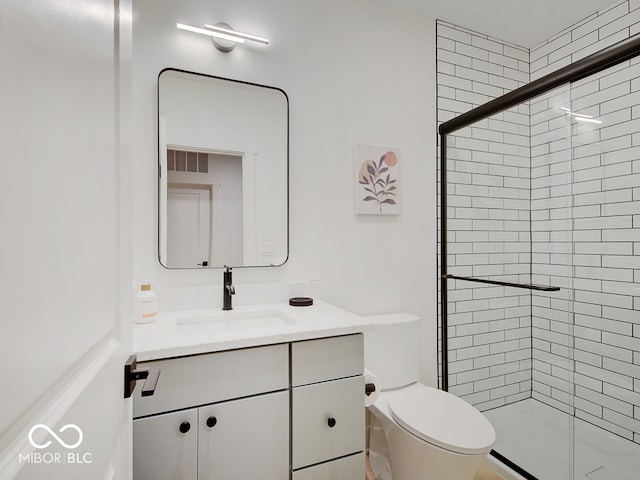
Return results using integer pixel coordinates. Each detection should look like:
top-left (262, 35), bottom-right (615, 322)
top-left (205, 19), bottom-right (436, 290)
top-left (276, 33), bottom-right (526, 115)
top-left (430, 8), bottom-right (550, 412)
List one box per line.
top-left (222, 265), bottom-right (235, 310)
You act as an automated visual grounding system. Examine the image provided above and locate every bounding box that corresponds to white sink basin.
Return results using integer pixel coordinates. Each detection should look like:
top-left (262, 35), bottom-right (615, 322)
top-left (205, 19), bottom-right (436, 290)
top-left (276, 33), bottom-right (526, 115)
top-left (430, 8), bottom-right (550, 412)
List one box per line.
top-left (176, 309), bottom-right (297, 332)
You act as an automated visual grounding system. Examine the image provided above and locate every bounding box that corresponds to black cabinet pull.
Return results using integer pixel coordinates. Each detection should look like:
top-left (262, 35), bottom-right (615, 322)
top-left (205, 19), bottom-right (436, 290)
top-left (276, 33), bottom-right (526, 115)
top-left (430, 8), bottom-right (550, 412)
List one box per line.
top-left (179, 421), bottom-right (191, 434)
top-left (327, 417), bottom-right (336, 428)
top-left (206, 416), bottom-right (217, 428)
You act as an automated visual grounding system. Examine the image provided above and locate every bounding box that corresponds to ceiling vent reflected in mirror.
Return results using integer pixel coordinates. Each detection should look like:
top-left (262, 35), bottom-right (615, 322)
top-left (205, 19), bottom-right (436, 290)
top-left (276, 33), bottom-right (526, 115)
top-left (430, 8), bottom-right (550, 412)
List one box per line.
top-left (167, 149), bottom-right (209, 174)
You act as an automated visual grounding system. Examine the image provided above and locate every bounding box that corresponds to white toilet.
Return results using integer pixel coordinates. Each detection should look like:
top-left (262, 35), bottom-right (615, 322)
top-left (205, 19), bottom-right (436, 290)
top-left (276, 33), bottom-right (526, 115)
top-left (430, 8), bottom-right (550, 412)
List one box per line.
top-left (364, 313), bottom-right (495, 480)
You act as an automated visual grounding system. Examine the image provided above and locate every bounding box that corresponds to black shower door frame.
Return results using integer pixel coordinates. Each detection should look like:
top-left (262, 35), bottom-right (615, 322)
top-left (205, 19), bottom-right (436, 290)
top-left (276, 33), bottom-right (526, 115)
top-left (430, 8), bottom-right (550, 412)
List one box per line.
top-left (439, 32), bottom-right (640, 390)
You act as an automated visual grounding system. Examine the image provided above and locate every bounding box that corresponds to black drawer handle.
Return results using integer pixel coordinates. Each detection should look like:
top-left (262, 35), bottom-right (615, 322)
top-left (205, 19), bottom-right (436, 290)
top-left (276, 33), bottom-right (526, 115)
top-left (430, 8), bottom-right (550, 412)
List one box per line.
top-left (327, 417), bottom-right (337, 428)
top-left (179, 421), bottom-right (191, 434)
top-left (206, 416), bottom-right (218, 428)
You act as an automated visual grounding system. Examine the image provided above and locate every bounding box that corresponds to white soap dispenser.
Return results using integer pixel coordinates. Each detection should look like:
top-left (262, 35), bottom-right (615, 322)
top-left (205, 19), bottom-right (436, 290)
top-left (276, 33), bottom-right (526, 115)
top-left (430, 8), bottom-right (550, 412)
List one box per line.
top-left (134, 281), bottom-right (157, 324)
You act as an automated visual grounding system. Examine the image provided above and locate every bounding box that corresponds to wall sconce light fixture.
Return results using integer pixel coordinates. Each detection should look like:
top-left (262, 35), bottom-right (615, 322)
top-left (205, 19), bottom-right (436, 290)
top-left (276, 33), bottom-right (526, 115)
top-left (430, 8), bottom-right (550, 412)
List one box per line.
top-left (177, 22), bottom-right (269, 52)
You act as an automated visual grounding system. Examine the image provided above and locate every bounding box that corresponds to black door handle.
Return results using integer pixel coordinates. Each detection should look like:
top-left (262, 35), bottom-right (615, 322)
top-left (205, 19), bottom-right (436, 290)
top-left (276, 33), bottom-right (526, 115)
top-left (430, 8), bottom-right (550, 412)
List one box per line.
top-left (124, 355), bottom-right (161, 398)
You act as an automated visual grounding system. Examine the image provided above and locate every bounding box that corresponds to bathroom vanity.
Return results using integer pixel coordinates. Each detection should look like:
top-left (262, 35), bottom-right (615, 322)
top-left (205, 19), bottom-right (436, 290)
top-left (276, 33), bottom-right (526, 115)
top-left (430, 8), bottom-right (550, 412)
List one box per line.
top-left (132, 301), bottom-right (369, 480)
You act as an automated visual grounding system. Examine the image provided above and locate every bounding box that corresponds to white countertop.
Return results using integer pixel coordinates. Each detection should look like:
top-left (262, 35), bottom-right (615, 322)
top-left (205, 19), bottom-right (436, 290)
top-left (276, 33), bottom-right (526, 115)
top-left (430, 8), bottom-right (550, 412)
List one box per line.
top-left (133, 300), bottom-right (371, 361)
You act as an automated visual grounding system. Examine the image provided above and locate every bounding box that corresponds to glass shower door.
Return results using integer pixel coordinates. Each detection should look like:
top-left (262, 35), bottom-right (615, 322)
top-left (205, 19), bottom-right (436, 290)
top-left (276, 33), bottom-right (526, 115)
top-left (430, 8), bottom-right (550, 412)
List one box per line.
top-left (528, 83), bottom-right (576, 480)
top-left (442, 84), bottom-right (575, 480)
top-left (440, 30), bottom-right (640, 480)
top-left (568, 61), bottom-right (640, 480)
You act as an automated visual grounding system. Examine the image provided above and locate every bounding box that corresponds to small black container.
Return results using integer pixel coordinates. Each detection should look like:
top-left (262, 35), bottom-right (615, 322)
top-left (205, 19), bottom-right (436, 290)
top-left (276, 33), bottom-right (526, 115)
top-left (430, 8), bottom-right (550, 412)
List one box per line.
top-left (289, 297), bottom-right (313, 307)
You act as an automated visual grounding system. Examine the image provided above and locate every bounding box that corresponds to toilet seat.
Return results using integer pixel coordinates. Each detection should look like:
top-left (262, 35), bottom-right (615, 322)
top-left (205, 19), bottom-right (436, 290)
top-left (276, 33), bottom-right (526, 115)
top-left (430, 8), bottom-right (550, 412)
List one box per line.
top-left (388, 386), bottom-right (495, 455)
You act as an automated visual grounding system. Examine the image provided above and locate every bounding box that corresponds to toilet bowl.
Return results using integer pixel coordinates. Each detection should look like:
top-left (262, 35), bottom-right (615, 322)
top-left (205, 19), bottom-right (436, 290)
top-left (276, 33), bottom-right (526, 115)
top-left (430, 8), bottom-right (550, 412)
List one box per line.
top-left (364, 314), bottom-right (495, 480)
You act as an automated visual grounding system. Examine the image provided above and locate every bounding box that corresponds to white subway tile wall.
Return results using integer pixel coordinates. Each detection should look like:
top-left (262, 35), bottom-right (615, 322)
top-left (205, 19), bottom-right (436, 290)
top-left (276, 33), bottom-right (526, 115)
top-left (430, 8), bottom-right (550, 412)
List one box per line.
top-left (437, 0), bottom-right (640, 445)
top-left (437, 20), bottom-right (532, 410)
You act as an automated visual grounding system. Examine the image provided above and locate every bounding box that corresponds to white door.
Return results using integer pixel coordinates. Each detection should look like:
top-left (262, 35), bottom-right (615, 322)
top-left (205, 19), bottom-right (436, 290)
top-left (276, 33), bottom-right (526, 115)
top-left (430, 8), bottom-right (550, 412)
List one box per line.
top-left (0, 1), bottom-right (133, 479)
top-left (167, 187), bottom-right (211, 268)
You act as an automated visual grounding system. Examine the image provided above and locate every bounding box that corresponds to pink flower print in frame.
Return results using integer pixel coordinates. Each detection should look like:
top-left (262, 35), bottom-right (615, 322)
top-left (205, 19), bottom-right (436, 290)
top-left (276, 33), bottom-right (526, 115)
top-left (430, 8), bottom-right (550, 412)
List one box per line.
top-left (354, 144), bottom-right (400, 215)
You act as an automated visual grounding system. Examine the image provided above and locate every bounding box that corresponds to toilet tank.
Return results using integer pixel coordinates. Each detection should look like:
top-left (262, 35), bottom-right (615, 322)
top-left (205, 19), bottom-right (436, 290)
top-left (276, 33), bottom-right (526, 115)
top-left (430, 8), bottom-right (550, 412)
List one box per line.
top-left (363, 313), bottom-right (420, 390)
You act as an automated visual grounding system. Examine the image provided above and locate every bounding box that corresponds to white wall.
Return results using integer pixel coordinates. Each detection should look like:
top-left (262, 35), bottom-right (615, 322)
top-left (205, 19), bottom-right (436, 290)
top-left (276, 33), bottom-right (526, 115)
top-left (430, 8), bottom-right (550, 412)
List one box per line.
top-left (132, 0), bottom-right (439, 384)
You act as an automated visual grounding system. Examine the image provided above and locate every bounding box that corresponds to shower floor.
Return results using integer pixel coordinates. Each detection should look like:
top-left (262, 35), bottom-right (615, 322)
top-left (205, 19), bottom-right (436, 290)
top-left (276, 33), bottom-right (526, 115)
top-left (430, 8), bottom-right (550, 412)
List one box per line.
top-left (484, 399), bottom-right (640, 480)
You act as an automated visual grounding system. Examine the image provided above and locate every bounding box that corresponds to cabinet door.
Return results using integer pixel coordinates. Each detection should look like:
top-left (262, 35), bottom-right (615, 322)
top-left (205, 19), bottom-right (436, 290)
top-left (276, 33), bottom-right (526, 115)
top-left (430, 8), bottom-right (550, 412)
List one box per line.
top-left (198, 390), bottom-right (289, 480)
top-left (292, 376), bottom-right (365, 469)
top-left (133, 408), bottom-right (198, 480)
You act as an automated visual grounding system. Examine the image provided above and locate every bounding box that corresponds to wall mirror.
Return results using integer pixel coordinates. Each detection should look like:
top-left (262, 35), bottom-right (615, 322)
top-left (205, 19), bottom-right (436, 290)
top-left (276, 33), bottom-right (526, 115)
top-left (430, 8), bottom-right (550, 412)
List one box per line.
top-left (158, 68), bottom-right (288, 268)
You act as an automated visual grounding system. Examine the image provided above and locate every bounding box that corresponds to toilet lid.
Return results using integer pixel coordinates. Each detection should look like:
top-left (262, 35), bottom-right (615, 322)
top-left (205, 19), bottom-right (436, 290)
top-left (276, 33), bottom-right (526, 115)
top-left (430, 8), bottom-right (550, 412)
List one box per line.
top-left (388, 387), bottom-right (495, 455)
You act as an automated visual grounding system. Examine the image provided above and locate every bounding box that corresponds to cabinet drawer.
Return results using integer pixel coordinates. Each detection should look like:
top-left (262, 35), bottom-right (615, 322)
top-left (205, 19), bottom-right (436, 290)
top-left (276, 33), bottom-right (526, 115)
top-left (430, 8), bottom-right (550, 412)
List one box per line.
top-left (292, 376), bottom-right (365, 469)
top-left (133, 344), bottom-right (288, 417)
top-left (133, 408), bottom-right (198, 480)
top-left (292, 452), bottom-right (364, 480)
top-left (291, 334), bottom-right (363, 386)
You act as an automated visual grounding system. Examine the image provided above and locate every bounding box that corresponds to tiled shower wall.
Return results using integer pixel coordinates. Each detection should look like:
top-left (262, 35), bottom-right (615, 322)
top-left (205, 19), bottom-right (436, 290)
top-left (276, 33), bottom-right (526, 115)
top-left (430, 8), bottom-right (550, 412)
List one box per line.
top-left (438, 0), bottom-right (640, 443)
top-left (436, 21), bottom-right (532, 409)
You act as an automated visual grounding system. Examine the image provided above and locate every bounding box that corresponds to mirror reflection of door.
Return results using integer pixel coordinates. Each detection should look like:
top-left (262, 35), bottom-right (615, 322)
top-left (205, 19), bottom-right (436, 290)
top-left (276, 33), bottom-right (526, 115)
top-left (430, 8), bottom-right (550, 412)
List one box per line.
top-left (165, 148), bottom-right (244, 268)
top-left (167, 186), bottom-right (210, 268)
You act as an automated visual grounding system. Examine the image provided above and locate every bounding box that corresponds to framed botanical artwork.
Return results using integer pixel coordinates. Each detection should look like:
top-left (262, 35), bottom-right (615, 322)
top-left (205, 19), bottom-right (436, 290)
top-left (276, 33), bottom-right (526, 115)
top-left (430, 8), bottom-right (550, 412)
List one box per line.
top-left (354, 144), bottom-right (400, 215)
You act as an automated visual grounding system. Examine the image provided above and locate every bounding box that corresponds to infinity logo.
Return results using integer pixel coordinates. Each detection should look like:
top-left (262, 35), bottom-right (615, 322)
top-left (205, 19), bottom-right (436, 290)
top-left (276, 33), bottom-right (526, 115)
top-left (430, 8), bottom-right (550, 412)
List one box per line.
top-left (28, 424), bottom-right (83, 450)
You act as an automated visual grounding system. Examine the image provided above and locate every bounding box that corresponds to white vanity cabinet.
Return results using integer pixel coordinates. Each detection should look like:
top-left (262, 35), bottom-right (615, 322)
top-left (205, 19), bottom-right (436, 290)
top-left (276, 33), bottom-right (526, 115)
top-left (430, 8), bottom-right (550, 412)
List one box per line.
top-left (132, 344), bottom-right (289, 480)
top-left (291, 334), bottom-right (365, 479)
top-left (132, 332), bottom-right (365, 480)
